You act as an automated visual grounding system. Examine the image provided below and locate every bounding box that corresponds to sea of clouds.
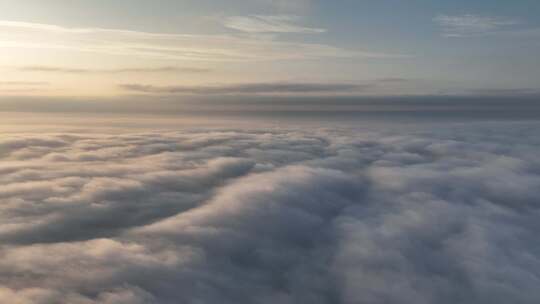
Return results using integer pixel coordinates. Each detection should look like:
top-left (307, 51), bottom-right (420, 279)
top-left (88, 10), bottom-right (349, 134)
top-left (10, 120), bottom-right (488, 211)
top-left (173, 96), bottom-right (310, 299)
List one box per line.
top-left (1, 121), bottom-right (540, 303)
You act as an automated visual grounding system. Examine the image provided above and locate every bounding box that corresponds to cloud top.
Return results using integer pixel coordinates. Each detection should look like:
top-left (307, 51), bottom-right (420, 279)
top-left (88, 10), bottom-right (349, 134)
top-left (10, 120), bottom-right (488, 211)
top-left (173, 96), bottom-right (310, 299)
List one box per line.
top-left (1, 122), bottom-right (540, 303)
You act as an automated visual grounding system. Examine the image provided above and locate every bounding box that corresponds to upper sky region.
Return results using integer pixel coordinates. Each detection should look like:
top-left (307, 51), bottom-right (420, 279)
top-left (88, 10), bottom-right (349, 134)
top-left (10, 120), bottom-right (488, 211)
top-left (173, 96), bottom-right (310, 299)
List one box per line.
top-left (1, 0), bottom-right (539, 104)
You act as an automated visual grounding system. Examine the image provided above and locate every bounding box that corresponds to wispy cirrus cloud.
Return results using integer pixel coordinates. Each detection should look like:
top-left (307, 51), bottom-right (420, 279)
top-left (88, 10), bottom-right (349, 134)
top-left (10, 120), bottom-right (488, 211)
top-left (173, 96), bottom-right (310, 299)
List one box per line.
top-left (17, 66), bottom-right (211, 74)
top-left (224, 15), bottom-right (325, 33)
top-left (434, 14), bottom-right (519, 37)
top-left (0, 20), bottom-right (406, 61)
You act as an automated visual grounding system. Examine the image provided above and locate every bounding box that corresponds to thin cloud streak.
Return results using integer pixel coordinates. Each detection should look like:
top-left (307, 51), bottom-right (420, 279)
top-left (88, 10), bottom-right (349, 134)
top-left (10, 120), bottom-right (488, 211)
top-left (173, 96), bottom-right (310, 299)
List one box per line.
top-left (465, 88), bottom-right (540, 96)
top-left (18, 66), bottom-right (212, 74)
top-left (0, 81), bottom-right (49, 94)
top-left (434, 14), bottom-right (519, 37)
top-left (0, 20), bottom-right (407, 61)
top-left (224, 15), bottom-right (326, 33)
top-left (0, 81), bottom-right (49, 86)
top-left (119, 82), bottom-right (372, 95)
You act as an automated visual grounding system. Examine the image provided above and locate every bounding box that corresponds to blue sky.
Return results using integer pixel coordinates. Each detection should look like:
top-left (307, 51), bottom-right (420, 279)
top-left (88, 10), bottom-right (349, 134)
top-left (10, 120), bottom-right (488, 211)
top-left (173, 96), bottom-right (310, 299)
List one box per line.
top-left (0, 0), bottom-right (539, 98)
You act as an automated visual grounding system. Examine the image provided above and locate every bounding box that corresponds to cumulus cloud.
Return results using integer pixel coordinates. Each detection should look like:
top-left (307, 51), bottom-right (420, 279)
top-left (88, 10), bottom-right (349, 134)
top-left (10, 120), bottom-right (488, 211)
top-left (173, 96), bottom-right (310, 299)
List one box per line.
top-left (1, 122), bottom-right (540, 303)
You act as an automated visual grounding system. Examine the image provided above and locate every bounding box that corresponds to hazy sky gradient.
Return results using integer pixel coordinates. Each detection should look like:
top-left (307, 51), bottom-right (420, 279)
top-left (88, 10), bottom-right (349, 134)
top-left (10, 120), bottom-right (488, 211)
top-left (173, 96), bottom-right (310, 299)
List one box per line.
top-left (1, 0), bottom-right (540, 100)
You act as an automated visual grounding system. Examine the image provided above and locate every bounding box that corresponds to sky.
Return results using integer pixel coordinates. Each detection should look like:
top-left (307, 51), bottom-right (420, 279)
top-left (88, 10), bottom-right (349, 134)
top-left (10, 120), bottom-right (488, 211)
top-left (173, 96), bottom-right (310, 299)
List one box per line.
top-left (1, 0), bottom-right (540, 100)
top-left (3, 2), bottom-right (540, 303)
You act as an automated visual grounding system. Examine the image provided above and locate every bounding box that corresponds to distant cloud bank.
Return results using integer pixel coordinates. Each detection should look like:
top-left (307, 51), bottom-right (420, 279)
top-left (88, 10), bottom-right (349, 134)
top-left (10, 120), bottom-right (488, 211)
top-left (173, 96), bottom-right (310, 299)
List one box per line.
top-left (118, 79), bottom-right (414, 96)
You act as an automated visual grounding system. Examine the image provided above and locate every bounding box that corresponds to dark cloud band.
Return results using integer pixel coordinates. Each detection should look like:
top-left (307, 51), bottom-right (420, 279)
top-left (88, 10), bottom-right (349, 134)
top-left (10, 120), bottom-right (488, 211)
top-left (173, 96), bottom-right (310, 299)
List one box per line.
top-left (119, 82), bottom-right (372, 95)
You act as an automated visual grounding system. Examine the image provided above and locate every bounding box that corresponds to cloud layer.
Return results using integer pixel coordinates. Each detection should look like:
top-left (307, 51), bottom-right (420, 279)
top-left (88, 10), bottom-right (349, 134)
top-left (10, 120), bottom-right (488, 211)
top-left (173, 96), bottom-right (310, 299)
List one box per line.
top-left (1, 122), bottom-right (540, 303)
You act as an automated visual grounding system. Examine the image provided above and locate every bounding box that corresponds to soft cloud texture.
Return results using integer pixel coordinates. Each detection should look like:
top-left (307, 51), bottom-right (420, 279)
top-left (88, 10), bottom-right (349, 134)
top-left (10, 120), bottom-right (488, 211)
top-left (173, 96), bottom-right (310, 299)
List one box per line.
top-left (1, 122), bottom-right (540, 303)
